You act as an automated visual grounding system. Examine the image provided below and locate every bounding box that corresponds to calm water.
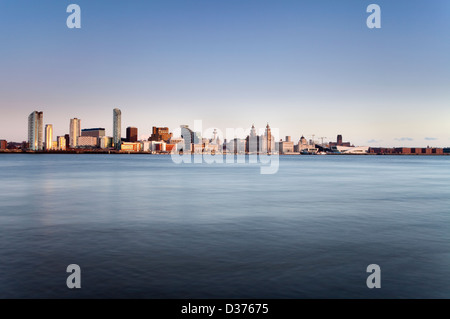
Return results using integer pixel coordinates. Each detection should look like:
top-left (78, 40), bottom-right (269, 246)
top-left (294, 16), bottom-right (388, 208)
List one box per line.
top-left (0, 154), bottom-right (449, 298)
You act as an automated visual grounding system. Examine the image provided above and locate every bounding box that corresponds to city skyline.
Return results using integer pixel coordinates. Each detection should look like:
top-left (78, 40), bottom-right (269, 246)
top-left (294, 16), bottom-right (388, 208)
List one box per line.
top-left (0, 1), bottom-right (449, 147)
top-left (1, 107), bottom-right (450, 149)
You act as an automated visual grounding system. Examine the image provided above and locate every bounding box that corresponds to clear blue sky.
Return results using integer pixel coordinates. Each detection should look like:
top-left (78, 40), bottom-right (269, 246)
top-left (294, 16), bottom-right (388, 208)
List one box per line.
top-left (0, 0), bottom-right (449, 147)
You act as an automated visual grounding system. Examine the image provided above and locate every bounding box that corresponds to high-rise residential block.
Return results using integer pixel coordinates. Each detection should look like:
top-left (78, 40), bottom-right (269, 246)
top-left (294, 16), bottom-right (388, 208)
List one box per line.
top-left (45, 124), bottom-right (53, 150)
top-left (113, 108), bottom-right (121, 149)
top-left (69, 118), bottom-right (81, 148)
top-left (28, 111), bottom-right (43, 151)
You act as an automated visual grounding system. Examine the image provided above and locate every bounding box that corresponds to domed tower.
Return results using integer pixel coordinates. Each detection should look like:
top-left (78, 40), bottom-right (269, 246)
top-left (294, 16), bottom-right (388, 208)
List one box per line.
top-left (300, 135), bottom-right (307, 146)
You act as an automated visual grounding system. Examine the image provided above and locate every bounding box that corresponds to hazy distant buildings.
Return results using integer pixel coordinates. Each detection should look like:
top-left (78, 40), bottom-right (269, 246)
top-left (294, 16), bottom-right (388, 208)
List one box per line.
top-left (45, 124), bottom-right (53, 150)
top-left (126, 127), bottom-right (138, 142)
top-left (180, 125), bottom-right (201, 153)
top-left (113, 108), bottom-right (122, 150)
top-left (246, 124), bottom-right (260, 154)
top-left (69, 118), bottom-right (81, 148)
top-left (226, 138), bottom-right (246, 154)
top-left (260, 123), bottom-right (275, 154)
top-left (329, 134), bottom-right (352, 148)
top-left (333, 145), bottom-right (369, 154)
top-left (295, 136), bottom-right (317, 154)
top-left (28, 111), bottom-right (43, 151)
top-left (278, 136), bottom-right (294, 154)
top-left (369, 147), bottom-right (443, 155)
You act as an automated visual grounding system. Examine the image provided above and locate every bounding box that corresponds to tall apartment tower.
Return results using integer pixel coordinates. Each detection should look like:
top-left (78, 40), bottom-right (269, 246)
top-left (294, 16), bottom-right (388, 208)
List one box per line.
top-left (113, 108), bottom-right (122, 149)
top-left (28, 111), bottom-right (43, 151)
top-left (45, 124), bottom-right (53, 150)
top-left (70, 118), bottom-right (81, 148)
top-left (126, 127), bottom-right (138, 142)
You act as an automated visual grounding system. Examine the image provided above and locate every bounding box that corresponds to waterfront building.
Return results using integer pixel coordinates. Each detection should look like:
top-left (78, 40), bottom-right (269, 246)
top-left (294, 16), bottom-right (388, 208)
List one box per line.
top-left (260, 123), bottom-right (275, 154)
top-left (191, 143), bottom-right (203, 154)
top-left (69, 118), bottom-right (81, 148)
top-left (148, 127), bottom-right (172, 143)
top-left (295, 136), bottom-right (317, 154)
top-left (226, 138), bottom-right (246, 154)
top-left (126, 127), bottom-right (138, 142)
top-left (246, 124), bottom-right (260, 154)
top-left (99, 136), bottom-right (113, 149)
top-left (45, 124), bottom-right (53, 150)
top-left (204, 143), bottom-right (219, 154)
top-left (81, 128), bottom-right (105, 138)
top-left (64, 134), bottom-right (70, 149)
top-left (166, 144), bottom-right (176, 153)
top-left (57, 136), bottom-right (66, 151)
top-left (180, 125), bottom-right (201, 153)
top-left (329, 134), bottom-right (352, 148)
top-left (278, 136), bottom-right (295, 154)
top-left (169, 137), bottom-right (184, 152)
top-left (113, 108), bottom-right (122, 150)
top-left (28, 111), bottom-right (43, 151)
top-left (120, 142), bottom-right (142, 152)
top-left (0, 140), bottom-right (7, 150)
top-left (332, 145), bottom-right (369, 154)
top-left (77, 136), bottom-right (98, 148)
top-left (369, 147), bottom-right (444, 155)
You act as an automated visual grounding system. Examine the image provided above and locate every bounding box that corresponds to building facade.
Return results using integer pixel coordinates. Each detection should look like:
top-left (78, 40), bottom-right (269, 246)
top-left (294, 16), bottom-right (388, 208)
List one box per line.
top-left (149, 127), bottom-right (172, 142)
top-left (126, 127), bottom-right (138, 142)
top-left (113, 108), bottom-right (121, 150)
top-left (369, 147), bottom-right (444, 155)
top-left (81, 128), bottom-right (105, 138)
top-left (45, 124), bottom-right (53, 150)
top-left (99, 136), bottom-right (113, 149)
top-left (57, 136), bottom-right (66, 150)
top-left (278, 136), bottom-right (295, 154)
top-left (329, 134), bottom-right (352, 148)
top-left (77, 136), bottom-right (98, 148)
top-left (69, 118), bottom-right (81, 148)
top-left (0, 140), bottom-right (7, 150)
top-left (260, 123), bottom-right (275, 154)
top-left (28, 111), bottom-right (44, 151)
top-left (180, 125), bottom-right (200, 153)
top-left (295, 136), bottom-right (317, 154)
top-left (120, 142), bottom-right (141, 152)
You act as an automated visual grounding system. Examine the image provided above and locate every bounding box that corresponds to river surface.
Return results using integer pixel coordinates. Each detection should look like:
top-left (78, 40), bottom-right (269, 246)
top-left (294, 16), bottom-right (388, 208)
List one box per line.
top-left (0, 154), bottom-right (449, 298)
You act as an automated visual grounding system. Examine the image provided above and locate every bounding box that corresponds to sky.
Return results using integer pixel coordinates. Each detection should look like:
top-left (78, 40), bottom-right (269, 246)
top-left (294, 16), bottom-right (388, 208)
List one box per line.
top-left (0, 0), bottom-right (449, 147)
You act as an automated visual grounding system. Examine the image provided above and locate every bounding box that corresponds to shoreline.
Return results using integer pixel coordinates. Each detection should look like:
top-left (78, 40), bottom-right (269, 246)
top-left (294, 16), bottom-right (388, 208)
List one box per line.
top-left (1, 150), bottom-right (449, 156)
